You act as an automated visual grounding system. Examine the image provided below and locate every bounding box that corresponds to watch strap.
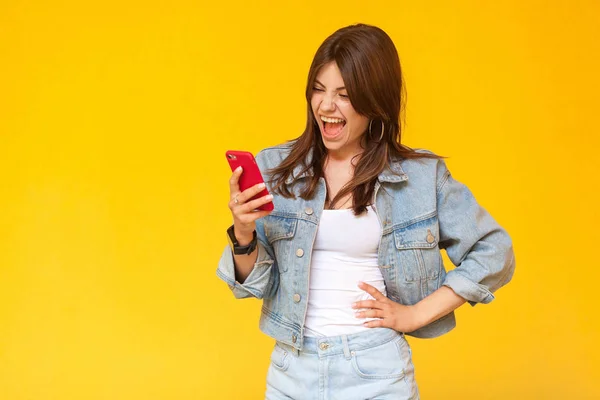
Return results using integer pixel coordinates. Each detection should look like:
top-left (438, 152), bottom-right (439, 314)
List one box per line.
top-left (227, 225), bottom-right (257, 255)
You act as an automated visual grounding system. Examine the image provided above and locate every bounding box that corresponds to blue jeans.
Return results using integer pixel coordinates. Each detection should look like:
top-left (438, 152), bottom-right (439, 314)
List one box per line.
top-left (265, 328), bottom-right (420, 399)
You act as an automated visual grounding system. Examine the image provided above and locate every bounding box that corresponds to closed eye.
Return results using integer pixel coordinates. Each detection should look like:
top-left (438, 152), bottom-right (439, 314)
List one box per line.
top-left (313, 87), bottom-right (349, 99)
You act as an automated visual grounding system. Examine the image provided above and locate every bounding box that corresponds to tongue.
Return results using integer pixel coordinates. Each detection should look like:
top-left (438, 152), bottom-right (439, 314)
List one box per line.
top-left (324, 122), bottom-right (344, 136)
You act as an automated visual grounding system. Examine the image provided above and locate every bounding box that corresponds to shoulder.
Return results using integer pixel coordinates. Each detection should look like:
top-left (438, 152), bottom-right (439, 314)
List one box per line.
top-left (394, 147), bottom-right (442, 170)
top-left (393, 148), bottom-right (451, 187)
top-left (255, 141), bottom-right (296, 172)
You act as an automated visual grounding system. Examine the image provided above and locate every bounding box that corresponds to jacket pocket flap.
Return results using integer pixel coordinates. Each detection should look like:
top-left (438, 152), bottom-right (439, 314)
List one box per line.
top-left (394, 219), bottom-right (438, 249)
top-left (264, 215), bottom-right (298, 243)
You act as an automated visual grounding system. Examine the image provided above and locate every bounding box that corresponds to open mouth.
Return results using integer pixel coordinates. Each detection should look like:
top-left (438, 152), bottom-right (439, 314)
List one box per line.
top-left (320, 116), bottom-right (347, 138)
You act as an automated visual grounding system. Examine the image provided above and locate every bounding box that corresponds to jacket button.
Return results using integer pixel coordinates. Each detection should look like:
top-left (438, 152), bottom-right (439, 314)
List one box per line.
top-left (293, 293), bottom-right (301, 303)
top-left (426, 230), bottom-right (435, 244)
top-left (296, 248), bottom-right (304, 257)
top-left (292, 334), bottom-right (297, 343)
top-left (305, 207), bottom-right (314, 215)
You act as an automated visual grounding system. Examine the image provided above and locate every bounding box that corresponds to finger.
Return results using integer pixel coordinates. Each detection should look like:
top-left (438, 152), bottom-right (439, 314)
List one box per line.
top-left (235, 182), bottom-right (267, 203)
top-left (228, 194), bottom-right (244, 211)
top-left (250, 209), bottom-right (273, 220)
top-left (351, 300), bottom-right (381, 310)
top-left (357, 281), bottom-right (387, 302)
top-left (363, 319), bottom-right (388, 329)
top-left (241, 194), bottom-right (273, 213)
top-left (355, 309), bottom-right (385, 319)
top-left (229, 166), bottom-right (243, 194)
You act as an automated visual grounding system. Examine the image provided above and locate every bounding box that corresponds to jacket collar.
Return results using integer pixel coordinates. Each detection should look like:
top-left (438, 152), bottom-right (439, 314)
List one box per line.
top-left (378, 160), bottom-right (408, 183)
top-left (285, 148), bottom-right (408, 184)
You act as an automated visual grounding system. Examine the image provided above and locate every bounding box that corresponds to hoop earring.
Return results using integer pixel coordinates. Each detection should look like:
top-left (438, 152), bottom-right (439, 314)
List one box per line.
top-left (369, 119), bottom-right (386, 142)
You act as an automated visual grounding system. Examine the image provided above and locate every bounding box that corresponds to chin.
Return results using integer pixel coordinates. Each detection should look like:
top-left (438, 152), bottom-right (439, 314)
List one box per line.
top-left (321, 134), bottom-right (359, 155)
top-left (320, 132), bottom-right (345, 148)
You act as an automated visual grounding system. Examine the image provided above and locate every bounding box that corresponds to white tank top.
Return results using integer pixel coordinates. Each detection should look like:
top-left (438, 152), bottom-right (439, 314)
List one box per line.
top-left (304, 205), bottom-right (387, 337)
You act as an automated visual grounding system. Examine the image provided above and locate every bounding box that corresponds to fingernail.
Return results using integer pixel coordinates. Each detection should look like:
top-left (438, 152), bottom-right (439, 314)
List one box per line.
top-left (258, 183), bottom-right (266, 189)
top-left (236, 166), bottom-right (242, 172)
top-left (351, 302), bottom-right (357, 308)
top-left (266, 195), bottom-right (273, 200)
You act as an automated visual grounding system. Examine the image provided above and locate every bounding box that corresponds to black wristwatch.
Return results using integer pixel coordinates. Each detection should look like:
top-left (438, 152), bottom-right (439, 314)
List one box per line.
top-left (227, 225), bottom-right (258, 255)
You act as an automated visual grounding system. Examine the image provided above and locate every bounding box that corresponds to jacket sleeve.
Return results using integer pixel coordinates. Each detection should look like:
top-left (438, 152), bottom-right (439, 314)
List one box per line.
top-left (216, 223), bottom-right (279, 299)
top-left (215, 150), bottom-right (280, 300)
top-left (436, 159), bottom-right (515, 306)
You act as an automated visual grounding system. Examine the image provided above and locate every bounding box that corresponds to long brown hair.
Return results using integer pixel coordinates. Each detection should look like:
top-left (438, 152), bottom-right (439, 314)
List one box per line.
top-left (269, 23), bottom-right (442, 214)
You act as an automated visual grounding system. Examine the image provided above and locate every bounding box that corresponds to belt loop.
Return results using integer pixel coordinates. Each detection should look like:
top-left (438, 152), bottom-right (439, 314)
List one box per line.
top-left (341, 335), bottom-right (351, 360)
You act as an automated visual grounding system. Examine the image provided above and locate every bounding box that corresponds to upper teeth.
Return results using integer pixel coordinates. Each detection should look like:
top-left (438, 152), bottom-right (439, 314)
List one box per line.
top-left (321, 116), bottom-right (345, 124)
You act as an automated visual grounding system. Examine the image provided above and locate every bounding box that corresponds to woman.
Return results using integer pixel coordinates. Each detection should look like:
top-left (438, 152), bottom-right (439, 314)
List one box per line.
top-left (217, 23), bottom-right (515, 399)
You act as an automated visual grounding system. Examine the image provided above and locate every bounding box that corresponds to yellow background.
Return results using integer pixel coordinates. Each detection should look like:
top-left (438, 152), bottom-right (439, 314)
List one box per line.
top-left (1, 1), bottom-right (598, 399)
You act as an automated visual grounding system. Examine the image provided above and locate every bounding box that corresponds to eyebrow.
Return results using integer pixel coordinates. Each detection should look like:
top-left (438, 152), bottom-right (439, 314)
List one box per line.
top-left (314, 79), bottom-right (346, 91)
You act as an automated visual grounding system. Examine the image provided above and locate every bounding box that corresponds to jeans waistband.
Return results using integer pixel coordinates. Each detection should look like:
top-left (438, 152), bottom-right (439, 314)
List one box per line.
top-left (278, 328), bottom-right (403, 357)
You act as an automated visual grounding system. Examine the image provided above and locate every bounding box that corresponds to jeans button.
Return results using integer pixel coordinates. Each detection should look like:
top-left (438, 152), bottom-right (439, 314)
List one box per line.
top-left (292, 334), bottom-right (297, 343)
top-left (304, 207), bottom-right (314, 215)
top-left (293, 293), bottom-right (301, 303)
top-left (319, 342), bottom-right (329, 350)
top-left (296, 248), bottom-right (304, 257)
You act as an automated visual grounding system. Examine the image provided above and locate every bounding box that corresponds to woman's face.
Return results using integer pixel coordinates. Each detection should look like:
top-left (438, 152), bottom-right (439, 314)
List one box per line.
top-left (311, 62), bottom-right (369, 157)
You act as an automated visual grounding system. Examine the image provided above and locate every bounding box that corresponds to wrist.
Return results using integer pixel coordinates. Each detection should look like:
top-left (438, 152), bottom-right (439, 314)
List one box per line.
top-left (407, 304), bottom-right (427, 332)
top-left (235, 232), bottom-right (254, 246)
top-left (227, 225), bottom-right (257, 255)
top-left (233, 226), bottom-right (255, 246)
top-left (410, 286), bottom-right (467, 330)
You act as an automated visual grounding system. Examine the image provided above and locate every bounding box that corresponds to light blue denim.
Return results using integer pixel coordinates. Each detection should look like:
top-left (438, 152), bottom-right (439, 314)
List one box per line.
top-left (217, 142), bottom-right (516, 351)
top-left (266, 328), bottom-right (419, 400)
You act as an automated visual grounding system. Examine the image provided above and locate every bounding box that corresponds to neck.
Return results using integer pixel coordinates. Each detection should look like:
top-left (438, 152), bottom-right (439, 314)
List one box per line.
top-left (326, 143), bottom-right (363, 163)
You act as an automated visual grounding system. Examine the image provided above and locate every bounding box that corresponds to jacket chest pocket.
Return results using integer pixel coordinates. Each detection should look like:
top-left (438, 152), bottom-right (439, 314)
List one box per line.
top-left (263, 214), bottom-right (298, 273)
top-left (393, 218), bottom-right (441, 282)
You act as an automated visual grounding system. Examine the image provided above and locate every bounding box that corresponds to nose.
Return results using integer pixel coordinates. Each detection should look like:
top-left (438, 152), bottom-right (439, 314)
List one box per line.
top-left (320, 93), bottom-right (336, 112)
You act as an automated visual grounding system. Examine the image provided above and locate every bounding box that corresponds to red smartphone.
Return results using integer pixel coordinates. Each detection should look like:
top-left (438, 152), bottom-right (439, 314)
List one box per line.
top-left (225, 150), bottom-right (274, 212)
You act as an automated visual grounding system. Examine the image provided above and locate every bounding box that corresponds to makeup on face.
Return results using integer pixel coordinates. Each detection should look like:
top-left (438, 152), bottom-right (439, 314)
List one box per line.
top-left (311, 62), bottom-right (369, 155)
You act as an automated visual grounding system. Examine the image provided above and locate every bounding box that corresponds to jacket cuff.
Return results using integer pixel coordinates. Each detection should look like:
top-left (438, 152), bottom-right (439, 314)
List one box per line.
top-left (442, 270), bottom-right (495, 306)
top-left (216, 243), bottom-right (274, 299)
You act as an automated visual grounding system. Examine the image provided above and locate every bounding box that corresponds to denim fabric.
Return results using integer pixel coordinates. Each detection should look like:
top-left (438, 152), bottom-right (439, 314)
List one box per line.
top-left (266, 328), bottom-right (419, 400)
top-left (217, 142), bottom-right (515, 350)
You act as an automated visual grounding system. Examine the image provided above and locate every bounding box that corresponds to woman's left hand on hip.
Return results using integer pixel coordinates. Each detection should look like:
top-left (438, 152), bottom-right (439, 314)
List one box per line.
top-left (353, 281), bottom-right (424, 333)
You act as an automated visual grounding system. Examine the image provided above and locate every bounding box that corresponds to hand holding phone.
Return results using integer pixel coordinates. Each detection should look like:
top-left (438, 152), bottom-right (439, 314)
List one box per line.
top-left (226, 150), bottom-right (274, 244)
top-left (226, 150), bottom-right (274, 212)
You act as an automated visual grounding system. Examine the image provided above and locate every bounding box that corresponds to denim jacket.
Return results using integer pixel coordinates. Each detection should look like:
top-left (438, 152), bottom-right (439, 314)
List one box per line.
top-left (217, 142), bottom-right (515, 350)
